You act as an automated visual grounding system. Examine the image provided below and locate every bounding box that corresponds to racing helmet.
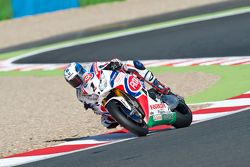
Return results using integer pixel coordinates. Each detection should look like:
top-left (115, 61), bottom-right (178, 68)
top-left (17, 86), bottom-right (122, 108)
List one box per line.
top-left (64, 62), bottom-right (86, 88)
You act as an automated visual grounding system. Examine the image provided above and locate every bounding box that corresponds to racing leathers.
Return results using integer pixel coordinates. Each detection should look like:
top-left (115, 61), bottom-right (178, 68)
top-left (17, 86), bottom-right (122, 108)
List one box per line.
top-left (76, 59), bottom-right (170, 129)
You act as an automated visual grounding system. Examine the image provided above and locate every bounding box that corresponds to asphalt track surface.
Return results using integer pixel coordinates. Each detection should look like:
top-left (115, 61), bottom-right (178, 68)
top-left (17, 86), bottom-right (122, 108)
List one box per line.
top-left (16, 3), bottom-right (250, 167)
top-left (20, 109), bottom-right (250, 167)
top-left (15, 12), bottom-right (250, 64)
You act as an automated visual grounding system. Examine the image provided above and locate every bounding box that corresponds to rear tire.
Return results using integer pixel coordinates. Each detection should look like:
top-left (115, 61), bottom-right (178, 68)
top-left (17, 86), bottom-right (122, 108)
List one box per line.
top-left (106, 99), bottom-right (148, 136)
top-left (172, 101), bottom-right (193, 128)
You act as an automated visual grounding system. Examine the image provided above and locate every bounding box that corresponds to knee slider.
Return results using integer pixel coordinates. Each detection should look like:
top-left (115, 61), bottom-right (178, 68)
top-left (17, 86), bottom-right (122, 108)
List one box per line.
top-left (133, 60), bottom-right (145, 70)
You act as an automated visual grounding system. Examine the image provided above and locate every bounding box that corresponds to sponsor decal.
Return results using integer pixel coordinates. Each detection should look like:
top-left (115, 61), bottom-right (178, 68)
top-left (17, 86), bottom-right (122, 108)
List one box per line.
top-left (84, 73), bottom-right (94, 84)
top-left (162, 112), bottom-right (174, 121)
top-left (128, 76), bottom-right (141, 92)
top-left (65, 67), bottom-right (73, 79)
top-left (153, 114), bottom-right (162, 121)
top-left (110, 71), bottom-right (119, 87)
top-left (67, 72), bottom-right (73, 79)
top-left (150, 103), bottom-right (167, 110)
top-left (124, 76), bottom-right (142, 97)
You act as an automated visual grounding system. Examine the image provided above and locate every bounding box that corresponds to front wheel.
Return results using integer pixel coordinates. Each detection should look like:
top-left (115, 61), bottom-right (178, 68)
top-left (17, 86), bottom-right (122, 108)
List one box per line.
top-left (172, 101), bottom-right (193, 128)
top-left (106, 99), bottom-right (149, 136)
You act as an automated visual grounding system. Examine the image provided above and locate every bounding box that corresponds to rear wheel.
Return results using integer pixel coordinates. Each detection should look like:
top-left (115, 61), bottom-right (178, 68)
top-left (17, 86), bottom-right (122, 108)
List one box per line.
top-left (106, 99), bottom-right (149, 136)
top-left (172, 101), bottom-right (193, 128)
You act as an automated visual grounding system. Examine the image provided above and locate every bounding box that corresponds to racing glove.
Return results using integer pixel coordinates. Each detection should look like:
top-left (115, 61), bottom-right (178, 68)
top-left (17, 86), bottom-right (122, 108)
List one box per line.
top-left (109, 59), bottom-right (123, 71)
top-left (101, 113), bottom-right (119, 129)
top-left (152, 79), bottom-right (171, 95)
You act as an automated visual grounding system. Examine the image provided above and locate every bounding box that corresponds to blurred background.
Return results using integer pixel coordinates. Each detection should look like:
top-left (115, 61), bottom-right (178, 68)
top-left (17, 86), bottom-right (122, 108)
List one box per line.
top-left (0, 0), bottom-right (238, 52)
top-left (0, 0), bottom-right (124, 20)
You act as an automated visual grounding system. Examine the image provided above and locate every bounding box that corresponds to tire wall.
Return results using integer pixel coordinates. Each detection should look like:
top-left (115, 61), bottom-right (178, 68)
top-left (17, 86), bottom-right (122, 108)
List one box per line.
top-left (11, 0), bottom-right (80, 18)
top-left (0, 0), bottom-right (124, 21)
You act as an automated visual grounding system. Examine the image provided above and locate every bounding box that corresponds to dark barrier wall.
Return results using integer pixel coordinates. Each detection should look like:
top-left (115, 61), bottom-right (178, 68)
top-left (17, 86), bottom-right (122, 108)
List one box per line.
top-left (0, 0), bottom-right (12, 21)
top-left (11, 0), bottom-right (80, 18)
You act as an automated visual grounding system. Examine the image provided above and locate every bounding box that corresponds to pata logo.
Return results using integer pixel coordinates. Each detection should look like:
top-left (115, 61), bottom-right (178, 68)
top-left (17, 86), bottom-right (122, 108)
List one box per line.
top-left (128, 76), bottom-right (141, 91)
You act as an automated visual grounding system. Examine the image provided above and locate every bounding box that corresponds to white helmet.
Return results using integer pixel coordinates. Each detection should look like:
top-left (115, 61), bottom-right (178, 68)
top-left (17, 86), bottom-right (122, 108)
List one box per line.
top-left (64, 62), bottom-right (86, 88)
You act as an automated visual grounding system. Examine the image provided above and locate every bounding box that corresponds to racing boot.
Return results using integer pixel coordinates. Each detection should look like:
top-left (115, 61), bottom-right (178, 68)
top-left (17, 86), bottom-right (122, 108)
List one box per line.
top-left (101, 113), bottom-right (119, 129)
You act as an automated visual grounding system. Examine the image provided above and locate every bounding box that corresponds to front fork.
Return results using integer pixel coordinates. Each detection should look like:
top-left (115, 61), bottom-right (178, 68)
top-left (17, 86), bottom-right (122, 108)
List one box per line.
top-left (102, 88), bottom-right (145, 119)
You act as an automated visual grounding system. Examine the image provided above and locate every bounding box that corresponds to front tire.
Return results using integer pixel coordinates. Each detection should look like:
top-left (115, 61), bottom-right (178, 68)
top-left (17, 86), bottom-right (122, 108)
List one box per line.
top-left (106, 99), bottom-right (149, 136)
top-left (172, 101), bottom-right (193, 128)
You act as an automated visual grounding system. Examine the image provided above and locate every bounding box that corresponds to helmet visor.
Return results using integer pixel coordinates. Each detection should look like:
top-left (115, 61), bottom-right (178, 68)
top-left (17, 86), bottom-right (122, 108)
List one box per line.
top-left (67, 75), bottom-right (82, 88)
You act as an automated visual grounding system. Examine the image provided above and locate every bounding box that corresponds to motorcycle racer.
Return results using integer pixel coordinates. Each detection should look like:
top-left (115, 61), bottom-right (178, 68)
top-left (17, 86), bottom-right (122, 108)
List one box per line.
top-left (64, 59), bottom-right (171, 129)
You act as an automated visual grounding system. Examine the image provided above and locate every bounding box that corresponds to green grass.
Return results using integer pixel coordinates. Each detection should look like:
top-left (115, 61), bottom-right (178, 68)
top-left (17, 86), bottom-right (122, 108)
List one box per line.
top-left (79, 0), bottom-right (124, 6)
top-left (0, 49), bottom-right (38, 60)
top-left (0, 0), bottom-right (12, 21)
top-left (0, 64), bottom-right (249, 103)
top-left (150, 65), bottom-right (250, 103)
top-left (0, 70), bottom-right (63, 77)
